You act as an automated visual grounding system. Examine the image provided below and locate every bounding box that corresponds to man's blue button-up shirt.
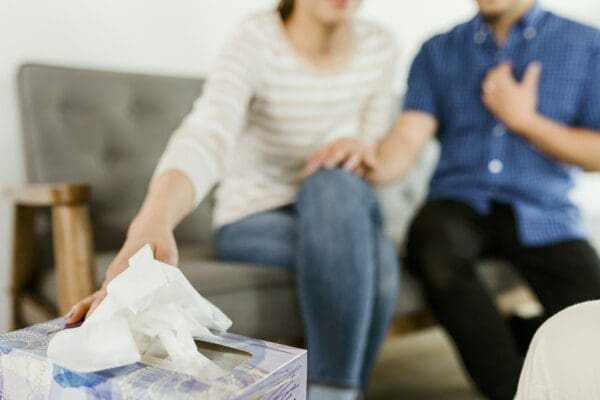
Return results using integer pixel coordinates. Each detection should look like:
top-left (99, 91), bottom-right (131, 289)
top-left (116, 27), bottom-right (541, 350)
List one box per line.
top-left (404, 3), bottom-right (600, 246)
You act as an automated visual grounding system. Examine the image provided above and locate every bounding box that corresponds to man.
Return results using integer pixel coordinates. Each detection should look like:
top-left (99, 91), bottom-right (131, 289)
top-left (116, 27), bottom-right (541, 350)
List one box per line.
top-left (368, 0), bottom-right (600, 398)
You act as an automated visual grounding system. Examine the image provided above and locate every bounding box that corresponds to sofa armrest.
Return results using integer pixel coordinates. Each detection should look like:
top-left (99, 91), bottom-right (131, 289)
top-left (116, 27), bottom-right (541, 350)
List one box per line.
top-left (3, 183), bottom-right (91, 206)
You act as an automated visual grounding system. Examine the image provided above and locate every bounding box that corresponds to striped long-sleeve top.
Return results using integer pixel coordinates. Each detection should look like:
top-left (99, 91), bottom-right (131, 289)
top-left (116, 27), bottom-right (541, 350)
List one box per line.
top-left (153, 11), bottom-right (398, 228)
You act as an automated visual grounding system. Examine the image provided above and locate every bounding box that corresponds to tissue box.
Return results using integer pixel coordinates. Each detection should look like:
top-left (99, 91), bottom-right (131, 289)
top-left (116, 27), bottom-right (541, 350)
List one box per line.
top-left (0, 319), bottom-right (307, 399)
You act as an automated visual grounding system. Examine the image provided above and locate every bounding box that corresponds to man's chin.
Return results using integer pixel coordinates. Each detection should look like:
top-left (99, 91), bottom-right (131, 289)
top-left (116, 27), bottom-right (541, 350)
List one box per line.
top-left (480, 11), bottom-right (504, 23)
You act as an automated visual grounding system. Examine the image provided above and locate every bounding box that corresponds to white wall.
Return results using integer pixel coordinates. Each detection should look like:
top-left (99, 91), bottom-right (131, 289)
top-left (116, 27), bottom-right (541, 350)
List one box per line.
top-left (1, 0), bottom-right (599, 333)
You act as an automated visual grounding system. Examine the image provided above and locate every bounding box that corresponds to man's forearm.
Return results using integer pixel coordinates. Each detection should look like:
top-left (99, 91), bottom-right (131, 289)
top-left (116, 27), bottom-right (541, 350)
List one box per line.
top-left (368, 111), bottom-right (437, 184)
top-left (516, 114), bottom-right (600, 171)
top-left (370, 135), bottom-right (424, 184)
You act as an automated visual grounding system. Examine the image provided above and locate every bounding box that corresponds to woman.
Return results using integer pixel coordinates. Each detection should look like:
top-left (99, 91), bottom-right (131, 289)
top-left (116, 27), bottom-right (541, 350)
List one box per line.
top-left (66, 0), bottom-right (399, 398)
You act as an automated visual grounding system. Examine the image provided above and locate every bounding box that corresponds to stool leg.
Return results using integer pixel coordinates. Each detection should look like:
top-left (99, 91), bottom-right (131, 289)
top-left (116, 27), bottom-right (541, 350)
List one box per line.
top-left (51, 204), bottom-right (96, 315)
top-left (11, 205), bottom-right (36, 329)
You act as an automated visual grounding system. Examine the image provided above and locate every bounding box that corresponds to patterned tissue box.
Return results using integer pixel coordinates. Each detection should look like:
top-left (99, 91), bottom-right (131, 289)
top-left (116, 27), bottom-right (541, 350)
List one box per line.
top-left (0, 319), bottom-right (307, 399)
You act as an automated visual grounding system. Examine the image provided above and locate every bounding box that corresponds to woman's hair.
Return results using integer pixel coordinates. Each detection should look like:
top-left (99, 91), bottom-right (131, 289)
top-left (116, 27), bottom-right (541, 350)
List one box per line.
top-left (278, 0), bottom-right (295, 21)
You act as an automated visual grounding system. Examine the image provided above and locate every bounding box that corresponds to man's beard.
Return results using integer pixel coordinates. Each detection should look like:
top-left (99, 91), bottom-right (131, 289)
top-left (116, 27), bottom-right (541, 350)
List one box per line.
top-left (481, 12), bottom-right (504, 23)
top-left (480, 0), bottom-right (525, 23)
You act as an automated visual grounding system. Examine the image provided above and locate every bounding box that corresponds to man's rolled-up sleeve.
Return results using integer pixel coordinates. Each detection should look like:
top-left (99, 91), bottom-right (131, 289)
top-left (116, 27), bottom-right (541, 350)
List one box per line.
top-left (577, 45), bottom-right (600, 131)
top-left (403, 42), bottom-right (441, 120)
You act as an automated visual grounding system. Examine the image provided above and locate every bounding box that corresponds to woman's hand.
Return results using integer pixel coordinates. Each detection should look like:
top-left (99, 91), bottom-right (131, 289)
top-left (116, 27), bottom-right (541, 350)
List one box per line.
top-left (64, 213), bottom-right (178, 324)
top-left (302, 137), bottom-right (377, 178)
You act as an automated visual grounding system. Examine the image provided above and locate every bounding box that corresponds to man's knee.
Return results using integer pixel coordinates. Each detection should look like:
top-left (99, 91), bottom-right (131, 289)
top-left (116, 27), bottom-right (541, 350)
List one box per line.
top-left (407, 201), bottom-right (483, 291)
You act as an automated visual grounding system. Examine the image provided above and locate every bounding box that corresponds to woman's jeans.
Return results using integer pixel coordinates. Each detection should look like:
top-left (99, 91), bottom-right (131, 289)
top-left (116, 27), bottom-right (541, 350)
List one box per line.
top-left (216, 169), bottom-right (400, 389)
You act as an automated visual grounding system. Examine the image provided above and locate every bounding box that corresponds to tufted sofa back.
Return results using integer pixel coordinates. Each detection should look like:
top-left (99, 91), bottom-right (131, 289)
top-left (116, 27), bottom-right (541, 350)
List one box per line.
top-left (18, 64), bottom-right (213, 252)
top-left (18, 63), bottom-right (439, 258)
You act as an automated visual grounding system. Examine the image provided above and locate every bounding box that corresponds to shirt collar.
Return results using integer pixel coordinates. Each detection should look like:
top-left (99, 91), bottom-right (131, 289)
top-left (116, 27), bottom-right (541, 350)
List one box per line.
top-left (472, 1), bottom-right (546, 44)
top-left (519, 1), bottom-right (545, 28)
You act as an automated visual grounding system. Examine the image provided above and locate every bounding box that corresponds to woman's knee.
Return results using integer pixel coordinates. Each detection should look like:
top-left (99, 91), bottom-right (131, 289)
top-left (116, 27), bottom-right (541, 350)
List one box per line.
top-left (297, 168), bottom-right (375, 211)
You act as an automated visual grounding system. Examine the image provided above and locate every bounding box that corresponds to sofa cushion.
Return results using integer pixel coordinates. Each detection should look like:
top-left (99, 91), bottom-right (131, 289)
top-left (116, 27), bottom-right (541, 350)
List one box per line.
top-left (39, 246), bottom-right (523, 341)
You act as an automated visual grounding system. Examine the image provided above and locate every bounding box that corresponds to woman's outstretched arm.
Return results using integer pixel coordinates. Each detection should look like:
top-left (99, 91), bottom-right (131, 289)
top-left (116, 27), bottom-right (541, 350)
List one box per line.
top-left (65, 170), bottom-right (195, 323)
top-left (65, 21), bottom-right (259, 324)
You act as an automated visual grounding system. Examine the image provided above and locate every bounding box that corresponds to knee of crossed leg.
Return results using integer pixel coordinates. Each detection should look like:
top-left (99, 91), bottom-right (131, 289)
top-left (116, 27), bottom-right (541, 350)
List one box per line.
top-left (297, 168), bottom-right (374, 220)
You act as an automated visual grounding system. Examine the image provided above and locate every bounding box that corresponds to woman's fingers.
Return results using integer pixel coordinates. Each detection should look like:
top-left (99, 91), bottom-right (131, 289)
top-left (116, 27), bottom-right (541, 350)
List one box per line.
top-left (302, 138), bottom-right (377, 178)
top-left (354, 164), bottom-right (367, 177)
top-left (362, 147), bottom-right (378, 169)
top-left (302, 147), bottom-right (329, 177)
top-left (85, 289), bottom-right (107, 320)
top-left (342, 153), bottom-right (361, 171)
top-left (155, 243), bottom-right (178, 266)
top-left (86, 299), bottom-right (101, 320)
top-left (64, 285), bottom-right (108, 324)
top-left (323, 146), bottom-right (351, 169)
top-left (64, 295), bottom-right (94, 324)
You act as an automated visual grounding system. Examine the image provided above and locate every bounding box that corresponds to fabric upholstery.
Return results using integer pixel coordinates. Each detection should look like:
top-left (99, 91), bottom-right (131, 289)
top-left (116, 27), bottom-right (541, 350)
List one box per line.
top-left (19, 64), bottom-right (212, 251)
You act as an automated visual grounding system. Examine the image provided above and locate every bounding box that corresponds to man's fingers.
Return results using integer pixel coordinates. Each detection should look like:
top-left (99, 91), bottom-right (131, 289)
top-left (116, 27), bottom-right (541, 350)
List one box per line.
top-left (484, 62), bottom-right (514, 90)
top-left (486, 62), bottom-right (510, 78)
top-left (523, 62), bottom-right (542, 90)
top-left (481, 94), bottom-right (492, 108)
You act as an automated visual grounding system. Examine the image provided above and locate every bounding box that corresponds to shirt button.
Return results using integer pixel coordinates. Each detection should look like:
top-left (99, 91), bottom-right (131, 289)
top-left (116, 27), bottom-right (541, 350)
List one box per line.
top-left (493, 124), bottom-right (506, 136)
top-left (488, 159), bottom-right (504, 174)
top-left (474, 31), bottom-right (486, 44)
top-left (523, 26), bottom-right (537, 40)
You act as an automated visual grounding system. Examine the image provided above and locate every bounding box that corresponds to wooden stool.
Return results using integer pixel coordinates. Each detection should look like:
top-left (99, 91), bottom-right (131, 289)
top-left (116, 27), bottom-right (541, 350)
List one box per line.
top-left (4, 183), bottom-right (96, 328)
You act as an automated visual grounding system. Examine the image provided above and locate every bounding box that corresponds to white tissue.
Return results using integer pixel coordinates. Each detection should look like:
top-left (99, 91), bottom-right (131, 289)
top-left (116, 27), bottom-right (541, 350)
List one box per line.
top-left (47, 244), bottom-right (233, 378)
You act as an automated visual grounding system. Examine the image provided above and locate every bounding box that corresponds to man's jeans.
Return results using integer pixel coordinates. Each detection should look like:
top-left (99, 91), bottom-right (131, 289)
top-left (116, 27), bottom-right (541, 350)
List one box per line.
top-left (216, 169), bottom-right (400, 390)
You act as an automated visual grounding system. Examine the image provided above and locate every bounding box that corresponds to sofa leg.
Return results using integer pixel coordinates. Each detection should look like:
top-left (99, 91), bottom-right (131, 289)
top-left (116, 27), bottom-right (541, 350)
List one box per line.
top-left (51, 204), bottom-right (96, 315)
top-left (11, 205), bottom-right (37, 329)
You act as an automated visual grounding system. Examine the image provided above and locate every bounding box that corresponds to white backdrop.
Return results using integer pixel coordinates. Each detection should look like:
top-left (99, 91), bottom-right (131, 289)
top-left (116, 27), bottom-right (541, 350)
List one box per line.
top-left (1, 0), bottom-right (599, 333)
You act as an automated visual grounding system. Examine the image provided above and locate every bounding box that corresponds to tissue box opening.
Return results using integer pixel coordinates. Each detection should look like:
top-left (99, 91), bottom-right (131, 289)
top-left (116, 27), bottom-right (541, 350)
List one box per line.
top-left (140, 340), bottom-right (252, 378)
top-left (47, 331), bottom-right (252, 379)
top-left (193, 340), bottom-right (252, 371)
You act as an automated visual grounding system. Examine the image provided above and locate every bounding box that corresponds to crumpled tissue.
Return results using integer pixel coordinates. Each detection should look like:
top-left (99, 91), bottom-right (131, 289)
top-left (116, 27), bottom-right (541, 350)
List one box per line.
top-left (47, 244), bottom-right (233, 379)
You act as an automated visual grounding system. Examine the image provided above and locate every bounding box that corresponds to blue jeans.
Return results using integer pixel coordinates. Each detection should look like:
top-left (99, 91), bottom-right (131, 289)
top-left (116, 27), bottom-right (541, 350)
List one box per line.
top-left (215, 169), bottom-right (400, 389)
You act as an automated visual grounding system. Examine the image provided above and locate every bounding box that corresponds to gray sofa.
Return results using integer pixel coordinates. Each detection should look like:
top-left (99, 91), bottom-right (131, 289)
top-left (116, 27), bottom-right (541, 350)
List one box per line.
top-left (18, 64), bottom-right (522, 341)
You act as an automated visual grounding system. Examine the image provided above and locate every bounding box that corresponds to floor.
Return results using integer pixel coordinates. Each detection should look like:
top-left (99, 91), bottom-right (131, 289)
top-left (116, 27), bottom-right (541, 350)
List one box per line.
top-left (367, 327), bottom-right (484, 400)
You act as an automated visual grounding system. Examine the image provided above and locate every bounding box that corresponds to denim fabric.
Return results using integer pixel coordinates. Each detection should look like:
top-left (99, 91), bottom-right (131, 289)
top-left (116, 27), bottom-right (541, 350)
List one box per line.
top-left (215, 169), bottom-right (400, 390)
top-left (403, 2), bottom-right (600, 245)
